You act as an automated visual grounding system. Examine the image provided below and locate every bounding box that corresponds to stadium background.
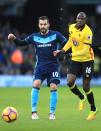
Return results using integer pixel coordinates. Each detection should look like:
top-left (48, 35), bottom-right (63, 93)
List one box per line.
top-left (0, 0), bottom-right (101, 86)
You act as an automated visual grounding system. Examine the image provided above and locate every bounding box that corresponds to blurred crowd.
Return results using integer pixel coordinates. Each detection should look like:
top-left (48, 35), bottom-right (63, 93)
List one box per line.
top-left (0, 21), bottom-right (34, 75)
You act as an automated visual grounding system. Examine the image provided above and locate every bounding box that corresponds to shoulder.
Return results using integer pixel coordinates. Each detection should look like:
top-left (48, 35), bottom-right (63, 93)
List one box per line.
top-left (50, 30), bottom-right (63, 36)
top-left (85, 25), bottom-right (92, 34)
top-left (69, 24), bottom-right (76, 29)
top-left (49, 30), bottom-right (59, 34)
top-left (69, 24), bottom-right (76, 32)
top-left (25, 32), bottom-right (40, 40)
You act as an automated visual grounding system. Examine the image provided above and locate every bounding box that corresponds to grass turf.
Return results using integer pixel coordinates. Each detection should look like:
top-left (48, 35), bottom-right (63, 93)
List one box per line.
top-left (0, 86), bottom-right (101, 131)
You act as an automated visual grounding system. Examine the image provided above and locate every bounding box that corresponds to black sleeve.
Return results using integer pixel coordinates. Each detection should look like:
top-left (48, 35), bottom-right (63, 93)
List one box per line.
top-left (14, 39), bottom-right (28, 46)
top-left (58, 40), bottom-right (67, 49)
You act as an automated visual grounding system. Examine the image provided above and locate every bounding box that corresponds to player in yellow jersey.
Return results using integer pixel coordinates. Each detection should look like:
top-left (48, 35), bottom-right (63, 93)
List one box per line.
top-left (53, 12), bottom-right (98, 120)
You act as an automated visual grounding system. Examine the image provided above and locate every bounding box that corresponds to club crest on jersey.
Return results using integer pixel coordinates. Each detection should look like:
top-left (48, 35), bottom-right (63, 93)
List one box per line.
top-left (72, 39), bottom-right (79, 46)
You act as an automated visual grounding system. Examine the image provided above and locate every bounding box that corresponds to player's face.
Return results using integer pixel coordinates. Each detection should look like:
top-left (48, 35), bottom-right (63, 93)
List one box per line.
top-left (38, 20), bottom-right (50, 34)
top-left (76, 14), bottom-right (86, 28)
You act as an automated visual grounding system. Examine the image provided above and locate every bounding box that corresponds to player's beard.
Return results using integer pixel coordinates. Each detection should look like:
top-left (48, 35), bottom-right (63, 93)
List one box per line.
top-left (77, 22), bottom-right (82, 27)
top-left (40, 28), bottom-right (48, 34)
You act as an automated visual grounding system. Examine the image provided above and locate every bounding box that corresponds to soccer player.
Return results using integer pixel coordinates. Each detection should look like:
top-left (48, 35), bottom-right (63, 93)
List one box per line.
top-left (53, 12), bottom-right (98, 120)
top-left (8, 16), bottom-right (67, 120)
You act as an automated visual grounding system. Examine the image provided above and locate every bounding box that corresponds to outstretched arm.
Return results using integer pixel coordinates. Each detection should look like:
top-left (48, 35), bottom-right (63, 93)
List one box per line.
top-left (53, 40), bottom-right (71, 57)
top-left (8, 33), bottom-right (28, 46)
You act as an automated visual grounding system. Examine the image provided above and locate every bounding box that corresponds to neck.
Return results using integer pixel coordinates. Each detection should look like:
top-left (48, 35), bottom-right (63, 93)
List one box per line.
top-left (41, 30), bottom-right (49, 35)
top-left (76, 24), bottom-right (85, 30)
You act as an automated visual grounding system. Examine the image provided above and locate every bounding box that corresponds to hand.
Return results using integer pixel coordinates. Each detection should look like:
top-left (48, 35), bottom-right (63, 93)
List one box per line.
top-left (53, 50), bottom-right (61, 57)
top-left (8, 33), bottom-right (16, 41)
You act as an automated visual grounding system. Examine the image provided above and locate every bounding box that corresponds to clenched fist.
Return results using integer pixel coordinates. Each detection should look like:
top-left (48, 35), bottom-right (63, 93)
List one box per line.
top-left (8, 33), bottom-right (16, 41)
top-left (53, 50), bottom-right (61, 57)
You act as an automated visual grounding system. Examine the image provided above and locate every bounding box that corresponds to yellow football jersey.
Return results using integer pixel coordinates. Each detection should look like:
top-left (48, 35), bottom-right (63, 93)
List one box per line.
top-left (63, 24), bottom-right (94, 62)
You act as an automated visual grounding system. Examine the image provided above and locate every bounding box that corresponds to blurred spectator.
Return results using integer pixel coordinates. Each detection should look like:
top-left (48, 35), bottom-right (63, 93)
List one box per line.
top-left (0, 21), bottom-right (34, 75)
top-left (11, 49), bottom-right (23, 64)
top-left (94, 55), bottom-right (101, 78)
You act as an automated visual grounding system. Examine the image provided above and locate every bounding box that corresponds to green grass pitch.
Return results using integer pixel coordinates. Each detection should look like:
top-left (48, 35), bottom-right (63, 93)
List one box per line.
top-left (0, 86), bottom-right (101, 131)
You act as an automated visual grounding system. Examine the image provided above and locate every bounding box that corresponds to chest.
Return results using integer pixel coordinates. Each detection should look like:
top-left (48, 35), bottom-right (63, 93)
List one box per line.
top-left (33, 35), bottom-right (58, 48)
top-left (70, 28), bottom-right (85, 42)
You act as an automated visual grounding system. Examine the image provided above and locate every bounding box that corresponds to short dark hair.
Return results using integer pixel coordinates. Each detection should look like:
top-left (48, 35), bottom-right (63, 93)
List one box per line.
top-left (77, 12), bottom-right (87, 18)
top-left (38, 16), bottom-right (49, 23)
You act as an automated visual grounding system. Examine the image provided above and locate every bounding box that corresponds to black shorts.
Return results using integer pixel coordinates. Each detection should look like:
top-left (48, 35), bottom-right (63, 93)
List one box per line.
top-left (68, 60), bottom-right (94, 79)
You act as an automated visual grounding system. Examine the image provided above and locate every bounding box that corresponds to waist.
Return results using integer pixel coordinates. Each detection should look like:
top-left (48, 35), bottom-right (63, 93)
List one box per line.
top-left (72, 57), bottom-right (94, 62)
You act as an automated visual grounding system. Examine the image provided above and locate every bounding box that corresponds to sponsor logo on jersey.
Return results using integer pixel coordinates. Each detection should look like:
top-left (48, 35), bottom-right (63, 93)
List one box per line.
top-left (37, 44), bottom-right (52, 47)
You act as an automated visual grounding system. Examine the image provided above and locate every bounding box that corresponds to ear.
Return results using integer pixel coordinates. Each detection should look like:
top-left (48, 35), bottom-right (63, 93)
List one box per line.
top-left (48, 23), bottom-right (50, 28)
